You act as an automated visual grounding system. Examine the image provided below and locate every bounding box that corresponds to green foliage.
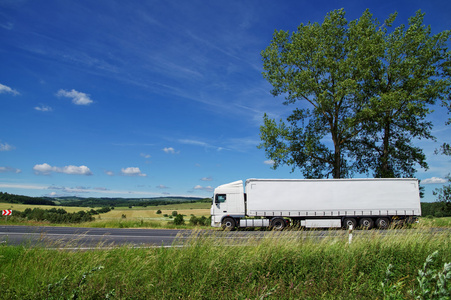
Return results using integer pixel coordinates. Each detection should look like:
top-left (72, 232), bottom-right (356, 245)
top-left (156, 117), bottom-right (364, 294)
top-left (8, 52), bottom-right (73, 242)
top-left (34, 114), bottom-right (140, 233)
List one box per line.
top-left (15, 208), bottom-right (95, 223)
top-left (433, 174), bottom-right (451, 217)
top-left (171, 210), bottom-right (178, 217)
top-left (411, 251), bottom-right (451, 299)
top-left (57, 196), bottom-right (203, 207)
top-left (381, 252), bottom-right (451, 299)
top-left (421, 202), bottom-right (451, 217)
top-left (156, 209), bottom-right (162, 214)
top-left (46, 266), bottom-right (107, 300)
top-left (0, 192), bottom-right (55, 206)
top-left (173, 214), bottom-right (184, 225)
top-left (189, 215), bottom-right (210, 226)
top-left (260, 9), bottom-right (451, 178)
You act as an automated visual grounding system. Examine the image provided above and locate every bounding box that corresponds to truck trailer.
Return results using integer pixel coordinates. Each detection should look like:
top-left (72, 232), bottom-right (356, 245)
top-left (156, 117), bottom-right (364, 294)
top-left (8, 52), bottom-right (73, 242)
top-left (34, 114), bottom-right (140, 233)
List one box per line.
top-left (210, 178), bottom-right (421, 230)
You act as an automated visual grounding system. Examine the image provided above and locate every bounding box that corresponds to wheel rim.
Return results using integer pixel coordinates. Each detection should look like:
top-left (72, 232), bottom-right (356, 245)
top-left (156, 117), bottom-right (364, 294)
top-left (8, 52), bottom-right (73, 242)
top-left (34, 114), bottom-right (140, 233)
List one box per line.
top-left (274, 221), bottom-right (283, 229)
top-left (378, 219), bottom-right (388, 228)
top-left (345, 219), bottom-right (356, 228)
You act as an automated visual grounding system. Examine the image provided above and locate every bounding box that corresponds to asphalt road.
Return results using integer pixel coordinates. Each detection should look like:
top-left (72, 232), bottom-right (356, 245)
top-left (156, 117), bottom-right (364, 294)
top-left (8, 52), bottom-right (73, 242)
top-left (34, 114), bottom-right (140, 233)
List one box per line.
top-left (0, 226), bottom-right (190, 249)
top-left (1, 225), bottom-right (449, 249)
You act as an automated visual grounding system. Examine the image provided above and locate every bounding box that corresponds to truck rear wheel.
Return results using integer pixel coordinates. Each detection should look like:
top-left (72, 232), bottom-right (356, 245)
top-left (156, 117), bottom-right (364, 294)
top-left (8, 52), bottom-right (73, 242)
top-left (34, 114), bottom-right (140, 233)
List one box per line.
top-left (222, 218), bottom-right (236, 231)
top-left (343, 218), bottom-right (357, 229)
top-left (376, 217), bottom-right (390, 229)
top-left (270, 218), bottom-right (286, 231)
top-left (360, 218), bottom-right (374, 230)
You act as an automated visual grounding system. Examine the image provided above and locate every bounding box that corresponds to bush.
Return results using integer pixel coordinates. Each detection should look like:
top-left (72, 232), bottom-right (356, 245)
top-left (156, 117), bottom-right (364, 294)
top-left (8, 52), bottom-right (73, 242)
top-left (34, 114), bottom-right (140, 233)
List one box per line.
top-left (172, 211), bottom-right (178, 217)
top-left (189, 215), bottom-right (210, 226)
top-left (16, 208), bottom-right (94, 223)
top-left (189, 215), bottom-right (198, 226)
top-left (156, 210), bottom-right (162, 214)
top-left (173, 214), bottom-right (184, 225)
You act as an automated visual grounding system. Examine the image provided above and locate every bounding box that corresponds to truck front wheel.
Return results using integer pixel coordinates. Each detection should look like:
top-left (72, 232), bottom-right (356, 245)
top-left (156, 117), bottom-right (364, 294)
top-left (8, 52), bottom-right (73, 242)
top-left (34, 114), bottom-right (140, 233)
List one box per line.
top-left (222, 218), bottom-right (236, 231)
top-left (270, 218), bottom-right (286, 231)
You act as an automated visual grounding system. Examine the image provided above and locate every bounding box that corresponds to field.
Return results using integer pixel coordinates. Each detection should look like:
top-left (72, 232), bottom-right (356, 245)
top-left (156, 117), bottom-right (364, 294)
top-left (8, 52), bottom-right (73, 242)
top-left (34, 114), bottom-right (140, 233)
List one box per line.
top-left (0, 202), bottom-right (211, 228)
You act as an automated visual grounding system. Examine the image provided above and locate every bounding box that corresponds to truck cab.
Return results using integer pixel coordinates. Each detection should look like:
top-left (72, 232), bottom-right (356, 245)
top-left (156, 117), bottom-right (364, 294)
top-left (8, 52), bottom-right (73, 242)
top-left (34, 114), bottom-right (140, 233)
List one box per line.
top-left (211, 180), bottom-right (245, 227)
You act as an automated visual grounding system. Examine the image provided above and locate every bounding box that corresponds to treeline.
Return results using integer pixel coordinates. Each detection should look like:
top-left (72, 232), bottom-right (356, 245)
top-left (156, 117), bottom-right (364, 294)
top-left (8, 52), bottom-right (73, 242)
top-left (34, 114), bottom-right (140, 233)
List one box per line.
top-left (0, 192), bottom-right (55, 206)
top-left (59, 197), bottom-right (208, 207)
top-left (421, 202), bottom-right (451, 217)
top-left (14, 207), bottom-right (112, 224)
top-left (0, 192), bottom-right (209, 208)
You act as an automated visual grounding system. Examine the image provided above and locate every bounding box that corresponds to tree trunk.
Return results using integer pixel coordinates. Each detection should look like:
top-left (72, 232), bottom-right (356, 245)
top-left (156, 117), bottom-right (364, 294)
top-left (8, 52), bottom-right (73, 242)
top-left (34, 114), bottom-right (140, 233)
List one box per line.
top-left (379, 120), bottom-right (393, 178)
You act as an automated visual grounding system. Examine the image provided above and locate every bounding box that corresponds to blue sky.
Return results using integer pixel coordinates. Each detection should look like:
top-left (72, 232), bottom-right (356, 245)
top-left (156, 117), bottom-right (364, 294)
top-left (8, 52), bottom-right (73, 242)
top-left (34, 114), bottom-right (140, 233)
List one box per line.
top-left (0, 0), bottom-right (450, 201)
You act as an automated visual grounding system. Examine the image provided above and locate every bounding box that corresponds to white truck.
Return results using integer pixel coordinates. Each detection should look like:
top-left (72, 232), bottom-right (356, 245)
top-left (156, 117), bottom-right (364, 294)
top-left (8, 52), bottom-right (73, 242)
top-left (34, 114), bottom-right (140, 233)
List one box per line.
top-left (211, 178), bottom-right (421, 230)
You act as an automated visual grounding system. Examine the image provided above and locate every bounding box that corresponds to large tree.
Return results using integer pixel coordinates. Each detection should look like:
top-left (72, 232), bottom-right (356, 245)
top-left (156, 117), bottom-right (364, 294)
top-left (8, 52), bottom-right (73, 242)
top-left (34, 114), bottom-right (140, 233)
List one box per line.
top-left (351, 11), bottom-right (451, 178)
top-left (259, 9), bottom-right (451, 178)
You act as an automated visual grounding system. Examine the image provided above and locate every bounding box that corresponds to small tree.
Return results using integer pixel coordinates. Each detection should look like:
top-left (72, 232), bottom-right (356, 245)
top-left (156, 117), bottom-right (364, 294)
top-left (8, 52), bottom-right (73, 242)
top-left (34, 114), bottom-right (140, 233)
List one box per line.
top-left (174, 214), bottom-right (184, 225)
top-left (433, 175), bottom-right (451, 217)
top-left (172, 211), bottom-right (178, 217)
top-left (156, 209), bottom-right (162, 214)
top-left (189, 215), bottom-right (199, 226)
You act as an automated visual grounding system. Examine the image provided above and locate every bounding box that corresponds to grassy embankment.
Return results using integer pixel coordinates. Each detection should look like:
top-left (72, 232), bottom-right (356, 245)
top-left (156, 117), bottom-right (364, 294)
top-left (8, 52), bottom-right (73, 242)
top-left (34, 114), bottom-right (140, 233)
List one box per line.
top-left (0, 229), bottom-right (450, 299)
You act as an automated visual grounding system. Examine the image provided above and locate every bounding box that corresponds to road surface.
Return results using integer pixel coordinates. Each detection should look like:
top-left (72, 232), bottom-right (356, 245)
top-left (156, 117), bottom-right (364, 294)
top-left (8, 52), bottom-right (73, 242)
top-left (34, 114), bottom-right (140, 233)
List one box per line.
top-left (0, 225), bottom-right (449, 249)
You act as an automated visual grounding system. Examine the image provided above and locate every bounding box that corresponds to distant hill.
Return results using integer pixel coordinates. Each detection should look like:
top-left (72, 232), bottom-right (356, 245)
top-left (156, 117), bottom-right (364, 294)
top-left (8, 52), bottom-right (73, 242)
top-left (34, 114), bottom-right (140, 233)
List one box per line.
top-left (0, 192), bottom-right (56, 206)
top-left (0, 192), bottom-right (209, 207)
top-left (55, 196), bottom-right (208, 207)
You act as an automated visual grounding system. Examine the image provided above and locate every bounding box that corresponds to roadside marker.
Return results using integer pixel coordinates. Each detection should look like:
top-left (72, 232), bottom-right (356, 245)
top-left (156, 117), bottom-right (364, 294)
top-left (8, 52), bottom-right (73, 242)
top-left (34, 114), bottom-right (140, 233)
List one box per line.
top-left (348, 224), bottom-right (353, 244)
top-left (2, 210), bottom-right (12, 216)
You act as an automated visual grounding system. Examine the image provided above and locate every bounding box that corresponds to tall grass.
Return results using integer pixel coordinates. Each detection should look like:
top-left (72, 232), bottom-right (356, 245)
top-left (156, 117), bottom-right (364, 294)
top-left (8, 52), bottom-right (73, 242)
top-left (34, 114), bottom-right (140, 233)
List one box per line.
top-left (1, 229), bottom-right (449, 299)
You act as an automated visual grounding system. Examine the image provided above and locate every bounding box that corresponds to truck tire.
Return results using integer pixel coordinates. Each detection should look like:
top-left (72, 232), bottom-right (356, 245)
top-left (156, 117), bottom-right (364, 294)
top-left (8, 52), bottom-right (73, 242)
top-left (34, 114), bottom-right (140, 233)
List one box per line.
top-left (222, 218), bottom-right (236, 231)
top-left (360, 217), bottom-right (374, 230)
top-left (343, 218), bottom-right (357, 229)
top-left (376, 217), bottom-right (390, 229)
top-left (270, 218), bottom-right (286, 231)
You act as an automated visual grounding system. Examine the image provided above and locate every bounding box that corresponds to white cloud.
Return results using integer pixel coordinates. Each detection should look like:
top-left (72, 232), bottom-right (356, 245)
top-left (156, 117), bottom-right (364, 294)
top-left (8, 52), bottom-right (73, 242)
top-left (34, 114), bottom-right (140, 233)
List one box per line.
top-left (0, 167), bottom-right (21, 173)
top-left (156, 184), bottom-right (169, 189)
top-left (201, 176), bottom-right (213, 181)
top-left (33, 163), bottom-right (93, 175)
top-left (140, 153), bottom-right (151, 159)
top-left (422, 177), bottom-right (448, 184)
top-left (163, 147), bottom-right (178, 154)
top-left (121, 167), bottom-right (147, 177)
top-left (194, 185), bottom-right (214, 192)
top-left (34, 105), bottom-right (53, 112)
top-left (105, 170), bottom-right (114, 176)
top-left (178, 139), bottom-right (224, 151)
top-left (57, 89), bottom-right (93, 105)
top-left (263, 160), bottom-right (275, 166)
top-left (0, 83), bottom-right (19, 95)
top-left (0, 142), bottom-right (14, 151)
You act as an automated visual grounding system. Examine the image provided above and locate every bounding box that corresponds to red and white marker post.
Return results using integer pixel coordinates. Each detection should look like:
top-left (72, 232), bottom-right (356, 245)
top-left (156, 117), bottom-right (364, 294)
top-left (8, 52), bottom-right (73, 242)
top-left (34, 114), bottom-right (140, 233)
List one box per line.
top-left (2, 210), bottom-right (12, 221)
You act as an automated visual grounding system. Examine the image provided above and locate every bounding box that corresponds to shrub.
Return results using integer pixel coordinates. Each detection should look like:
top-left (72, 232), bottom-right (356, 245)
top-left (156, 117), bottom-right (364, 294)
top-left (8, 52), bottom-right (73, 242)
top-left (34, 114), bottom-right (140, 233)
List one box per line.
top-left (156, 210), bottom-right (162, 214)
top-left (173, 214), bottom-right (184, 225)
top-left (172, 211), bottom-right (178, 217)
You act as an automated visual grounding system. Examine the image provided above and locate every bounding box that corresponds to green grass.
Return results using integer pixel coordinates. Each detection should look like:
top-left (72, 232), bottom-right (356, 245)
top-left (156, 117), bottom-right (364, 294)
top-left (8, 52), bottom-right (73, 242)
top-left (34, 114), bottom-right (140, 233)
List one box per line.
top-left (0, 229), bottom-right (450, 299)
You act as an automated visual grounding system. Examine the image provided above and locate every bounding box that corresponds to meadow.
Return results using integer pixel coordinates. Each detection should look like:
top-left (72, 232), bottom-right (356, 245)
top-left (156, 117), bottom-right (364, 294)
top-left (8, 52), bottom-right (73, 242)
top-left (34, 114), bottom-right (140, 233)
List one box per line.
top-left (1, 202), bottom-right (450, 298)
top-left (0, 229), bottom-right (450, 299)
top-left (0, 202), bottom-right (211, 228)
